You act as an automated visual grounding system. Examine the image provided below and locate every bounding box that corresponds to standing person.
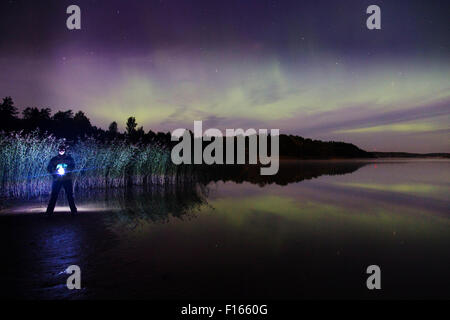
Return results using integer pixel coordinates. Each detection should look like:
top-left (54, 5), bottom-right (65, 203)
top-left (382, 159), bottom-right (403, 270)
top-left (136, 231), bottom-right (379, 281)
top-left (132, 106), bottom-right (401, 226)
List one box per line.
top-left (46, 145), bottom-right (77, 215)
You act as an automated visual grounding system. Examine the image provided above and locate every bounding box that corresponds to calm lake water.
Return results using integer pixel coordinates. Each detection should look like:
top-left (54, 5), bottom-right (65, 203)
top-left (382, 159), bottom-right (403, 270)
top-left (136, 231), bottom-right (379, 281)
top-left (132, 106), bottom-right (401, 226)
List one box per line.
top-left (1, 159), bottom-right (449, 299)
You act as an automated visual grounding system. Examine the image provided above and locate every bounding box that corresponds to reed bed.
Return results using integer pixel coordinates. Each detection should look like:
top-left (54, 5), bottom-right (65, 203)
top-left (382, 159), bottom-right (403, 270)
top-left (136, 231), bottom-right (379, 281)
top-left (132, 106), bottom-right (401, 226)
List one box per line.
top-left (0, 131), bottom-right (189, 199)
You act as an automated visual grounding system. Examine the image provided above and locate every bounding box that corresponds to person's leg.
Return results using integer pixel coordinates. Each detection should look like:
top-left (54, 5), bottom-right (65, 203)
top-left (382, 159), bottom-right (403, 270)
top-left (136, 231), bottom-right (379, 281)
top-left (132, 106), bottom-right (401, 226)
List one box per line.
top-left (46, 180), bottom-right (62, 214)
top-left (63, 180), bottom-right (77, 214)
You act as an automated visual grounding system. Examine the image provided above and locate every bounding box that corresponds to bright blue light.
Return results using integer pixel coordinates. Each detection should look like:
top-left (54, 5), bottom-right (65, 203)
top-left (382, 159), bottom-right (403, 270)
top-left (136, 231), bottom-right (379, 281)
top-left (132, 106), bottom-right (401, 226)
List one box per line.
top-left (57, 167), bottom-right (66, 176)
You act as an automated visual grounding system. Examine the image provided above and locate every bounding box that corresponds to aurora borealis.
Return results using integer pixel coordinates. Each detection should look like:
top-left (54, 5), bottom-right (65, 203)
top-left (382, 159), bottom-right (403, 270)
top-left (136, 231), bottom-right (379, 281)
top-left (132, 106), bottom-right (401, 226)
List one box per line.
top-left (0, 0), bottom-right (448, 152)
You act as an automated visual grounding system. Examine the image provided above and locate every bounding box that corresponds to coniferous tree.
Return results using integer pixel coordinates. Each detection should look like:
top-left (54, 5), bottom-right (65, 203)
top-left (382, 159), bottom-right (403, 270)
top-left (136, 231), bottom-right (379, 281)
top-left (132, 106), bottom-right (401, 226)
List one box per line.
top-left (0, 96), bottom-right (19, 131)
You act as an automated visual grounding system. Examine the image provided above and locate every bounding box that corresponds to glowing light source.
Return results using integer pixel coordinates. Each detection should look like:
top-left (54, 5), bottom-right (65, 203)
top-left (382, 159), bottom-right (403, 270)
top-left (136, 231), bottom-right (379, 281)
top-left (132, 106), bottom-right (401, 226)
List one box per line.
top-left (56, 165), bottom-right (66, 176)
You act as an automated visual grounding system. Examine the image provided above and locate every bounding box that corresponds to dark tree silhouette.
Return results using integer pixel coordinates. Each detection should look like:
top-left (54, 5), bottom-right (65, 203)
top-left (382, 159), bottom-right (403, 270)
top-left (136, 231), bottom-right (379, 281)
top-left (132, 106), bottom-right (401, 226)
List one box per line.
top-left (22, 107), bottom-right (51, 120)
top-left (108, 121), bottom-right (118, 134)
top-left (126, 117), bottom-right (137, 135)
top-left (74, 111), bottom-right (90, 125)
top-left (73, 111), bottom-right (92, 137)
top-left (53, 110), bottom-right (74, 121)
top-left (136, 126), bottom-right (145, 138)
top-left (22, 107), bottom-right (52, 132)
top-left (0, 96), bottom-right (19, 131)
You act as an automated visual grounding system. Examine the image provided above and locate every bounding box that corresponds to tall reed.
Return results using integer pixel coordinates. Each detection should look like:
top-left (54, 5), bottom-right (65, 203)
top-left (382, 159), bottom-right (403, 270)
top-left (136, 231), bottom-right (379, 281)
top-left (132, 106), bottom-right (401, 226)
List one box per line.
top-left (0, 131), bottom-right (184, 199)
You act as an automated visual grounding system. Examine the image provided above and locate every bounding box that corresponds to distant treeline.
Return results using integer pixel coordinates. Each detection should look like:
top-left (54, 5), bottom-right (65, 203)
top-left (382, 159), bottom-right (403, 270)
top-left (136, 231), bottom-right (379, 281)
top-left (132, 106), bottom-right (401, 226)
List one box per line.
top-left (278, 135), bottom-right (372, 159)
top-left (0, 96), bottom-right (373, 159)
top-left (372, 152), bottom-right (450, 159)
top-left (0, 96), bottom-right (172, 144)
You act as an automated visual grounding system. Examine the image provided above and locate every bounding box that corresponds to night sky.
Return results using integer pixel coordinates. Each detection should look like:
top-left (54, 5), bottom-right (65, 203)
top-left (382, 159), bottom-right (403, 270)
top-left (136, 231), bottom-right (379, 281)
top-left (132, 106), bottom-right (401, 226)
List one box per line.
top-left (0, 0), bottom-right (449, 152)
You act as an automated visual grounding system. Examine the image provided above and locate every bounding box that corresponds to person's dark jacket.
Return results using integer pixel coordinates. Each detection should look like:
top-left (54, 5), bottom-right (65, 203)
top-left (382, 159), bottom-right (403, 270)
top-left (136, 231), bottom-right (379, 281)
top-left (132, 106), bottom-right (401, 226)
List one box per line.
top-left (47, 154), bottom-right (75, 181)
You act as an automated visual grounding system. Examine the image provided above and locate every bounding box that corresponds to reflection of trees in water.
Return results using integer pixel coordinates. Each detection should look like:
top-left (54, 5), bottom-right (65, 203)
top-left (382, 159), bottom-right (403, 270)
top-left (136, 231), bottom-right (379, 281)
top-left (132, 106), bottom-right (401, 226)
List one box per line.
top-left (70, 182), bottom-right (210, 229)
top-left (197, 160), bottom-right (370, 186)
top-left (55, 161), bottom-right (368, 227)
